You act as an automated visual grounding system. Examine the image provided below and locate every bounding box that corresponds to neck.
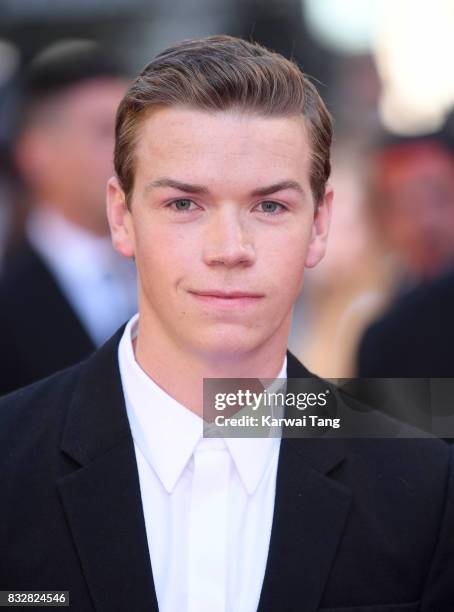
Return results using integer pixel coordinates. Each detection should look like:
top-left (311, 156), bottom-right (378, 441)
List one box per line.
top-left (134, 314), bottom-right (290, 418)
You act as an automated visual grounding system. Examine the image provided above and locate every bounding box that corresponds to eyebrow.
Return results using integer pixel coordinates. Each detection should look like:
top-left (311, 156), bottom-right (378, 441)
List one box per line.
top-left (144, 177), bottom-right (209, 195)
top-left (144, 177), bottom-right (305, 198)
top-left (250, 180), bottom-right (305, 197)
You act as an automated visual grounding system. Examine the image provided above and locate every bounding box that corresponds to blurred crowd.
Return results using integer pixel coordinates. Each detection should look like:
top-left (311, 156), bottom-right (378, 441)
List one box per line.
top-left (291, 115), bottom-right (454, 379)
top-left (0, 1), bottom-right (454, 395)
top-left (0, 41), bottom-right (137, 395)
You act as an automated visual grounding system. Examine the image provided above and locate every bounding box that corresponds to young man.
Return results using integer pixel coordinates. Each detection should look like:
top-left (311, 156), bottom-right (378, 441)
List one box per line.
top-left (1, 35), bottom-right (453, 612)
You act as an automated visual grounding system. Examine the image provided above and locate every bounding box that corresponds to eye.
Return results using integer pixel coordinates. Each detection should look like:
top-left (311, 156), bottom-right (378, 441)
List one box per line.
top-left (167, 198), bottom-right (199, 212)
top-left (255, 201), bottom-right (287, 214)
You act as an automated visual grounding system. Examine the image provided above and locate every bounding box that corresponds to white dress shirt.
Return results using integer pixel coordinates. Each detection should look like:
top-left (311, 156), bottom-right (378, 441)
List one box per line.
top-left (118, 314), bottom-right (286, 612)
top-left (26, 207), bottom-right (137, 346)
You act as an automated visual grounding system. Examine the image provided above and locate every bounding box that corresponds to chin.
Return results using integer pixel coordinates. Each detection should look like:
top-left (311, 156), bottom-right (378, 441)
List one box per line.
top-left (191, 327), bottom-right (263, 359)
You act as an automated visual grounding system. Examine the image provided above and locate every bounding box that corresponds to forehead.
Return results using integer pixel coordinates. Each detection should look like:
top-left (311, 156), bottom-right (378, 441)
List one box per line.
top-left (133, 106), bottom-right (311, 186)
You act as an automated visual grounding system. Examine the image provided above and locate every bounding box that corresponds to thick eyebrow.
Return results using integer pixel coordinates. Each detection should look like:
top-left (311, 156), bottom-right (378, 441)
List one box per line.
top-left (143, 177), bottom-right (305, 198)
top-left (250, 180), bottom-right (305, 198)
top-left (144, 177), bottom-right (209, 196)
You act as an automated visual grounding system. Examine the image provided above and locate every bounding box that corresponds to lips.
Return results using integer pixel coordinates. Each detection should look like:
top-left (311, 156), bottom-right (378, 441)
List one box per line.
top-left (190, 290), bottom-right (264, 299)
top-left (188, 289), bottom-right (264, 309)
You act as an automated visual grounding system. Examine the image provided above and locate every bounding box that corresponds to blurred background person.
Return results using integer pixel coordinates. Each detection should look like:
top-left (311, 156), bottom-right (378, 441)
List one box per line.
top-left (356, 119), bottom-right (454, 378)
top-left (290, 143), bottom-right (393, 378)
top-left (365, 129), bottom-right (454, 288)
top-left (357, 265), bottom-right (454, 378)
top-left (0, 40), bottom-right (137, 395)
top-left (290, 119), bottom-right (454, 379)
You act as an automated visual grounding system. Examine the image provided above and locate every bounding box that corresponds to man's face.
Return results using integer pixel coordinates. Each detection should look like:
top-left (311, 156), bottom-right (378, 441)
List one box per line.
top-left (378, 146), bottom-right (454, 279)
top-left (108, 107), bottom-right (332, 358)
top-left (16, 78), bottom-right (128, 234)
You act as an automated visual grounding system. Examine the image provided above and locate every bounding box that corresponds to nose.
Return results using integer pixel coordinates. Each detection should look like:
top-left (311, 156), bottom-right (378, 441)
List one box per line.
top-left (203, 206), bottom-right (256, 268)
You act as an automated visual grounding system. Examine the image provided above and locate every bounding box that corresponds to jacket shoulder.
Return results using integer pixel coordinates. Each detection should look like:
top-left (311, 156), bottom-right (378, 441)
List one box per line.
top-left (0, 361), bottom-right (84, 459)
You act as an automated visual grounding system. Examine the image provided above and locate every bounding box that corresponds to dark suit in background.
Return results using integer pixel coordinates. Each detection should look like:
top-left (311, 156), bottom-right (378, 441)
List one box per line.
top-left (355, 269), bottom-right (454, 439)
top-left (1, 329), bottom-right (454, 611)
top-left (0, 241), bottom-right (94, 396)
top-left (357, 267), bottom-right (454, 378)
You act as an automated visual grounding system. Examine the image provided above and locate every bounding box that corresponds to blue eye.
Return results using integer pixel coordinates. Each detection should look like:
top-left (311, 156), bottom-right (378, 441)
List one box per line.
top-left (256, 201), bottom-right (285, 214)
top-left (169, 199), bottom-right (196, 211)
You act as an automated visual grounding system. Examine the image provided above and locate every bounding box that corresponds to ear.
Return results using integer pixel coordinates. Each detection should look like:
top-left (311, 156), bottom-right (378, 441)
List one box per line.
top-left (304, 185), bottom-right (334, 268)
top-left (106, 176), bottom-right (135, 258)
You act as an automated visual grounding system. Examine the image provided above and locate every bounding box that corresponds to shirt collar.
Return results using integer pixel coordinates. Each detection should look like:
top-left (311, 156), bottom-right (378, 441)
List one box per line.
top-left (118, 314), bottom-right (286, 495)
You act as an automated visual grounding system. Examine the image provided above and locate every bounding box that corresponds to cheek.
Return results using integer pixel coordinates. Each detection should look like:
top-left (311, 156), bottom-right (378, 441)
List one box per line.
top-left (259, 228), bottom-right (308, 299)
top-left (277, 255), bottom-right (306, 296)
top-left (265, 224), bottom-right (309, 268)
top-left (134, 223), bottom-right (193, 288)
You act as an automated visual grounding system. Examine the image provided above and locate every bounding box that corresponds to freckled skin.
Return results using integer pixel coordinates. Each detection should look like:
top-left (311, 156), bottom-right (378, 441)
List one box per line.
top-left (107, 107), bottom-right (333, 413)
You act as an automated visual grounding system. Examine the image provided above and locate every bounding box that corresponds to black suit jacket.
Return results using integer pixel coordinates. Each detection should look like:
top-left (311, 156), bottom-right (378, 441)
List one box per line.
top-left (0, 241), bottom-right (95, 396)
top-left (1, 329), bottom-right (454, 611)
top-left (357, 268), bottom-right (454, 378)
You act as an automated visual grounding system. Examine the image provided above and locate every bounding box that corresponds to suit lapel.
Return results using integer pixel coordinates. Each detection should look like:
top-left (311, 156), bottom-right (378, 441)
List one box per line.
top-left (58, 330), bottom-right (158, 612)
top-left (257, 353), bottom-right (353, 612)
top-left (57, 338), bottom-right (351, 612)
